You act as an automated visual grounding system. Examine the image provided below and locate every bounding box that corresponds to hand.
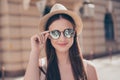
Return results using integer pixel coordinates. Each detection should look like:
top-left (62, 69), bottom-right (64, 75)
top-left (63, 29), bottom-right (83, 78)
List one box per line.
top-left (30, 31), bottom-right (49, 54)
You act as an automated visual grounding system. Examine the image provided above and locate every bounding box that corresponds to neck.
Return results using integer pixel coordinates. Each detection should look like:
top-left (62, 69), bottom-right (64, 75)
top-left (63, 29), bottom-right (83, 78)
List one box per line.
top-left (56, 50), bottom-right (70, 65)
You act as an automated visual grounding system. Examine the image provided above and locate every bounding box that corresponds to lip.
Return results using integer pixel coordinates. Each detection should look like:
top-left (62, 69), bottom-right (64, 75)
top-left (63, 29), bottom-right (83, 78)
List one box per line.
top-left (57, 43), bottom-right (68, 46)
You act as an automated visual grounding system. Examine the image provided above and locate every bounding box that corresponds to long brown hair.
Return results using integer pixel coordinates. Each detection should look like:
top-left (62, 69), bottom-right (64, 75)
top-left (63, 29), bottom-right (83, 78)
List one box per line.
top-left (44, 14), bottom-right (87, 80)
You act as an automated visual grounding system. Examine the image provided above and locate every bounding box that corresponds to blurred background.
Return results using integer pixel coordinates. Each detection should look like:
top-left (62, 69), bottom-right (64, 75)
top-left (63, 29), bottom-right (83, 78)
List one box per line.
top-left (0, 0), bottom-right (120, 80)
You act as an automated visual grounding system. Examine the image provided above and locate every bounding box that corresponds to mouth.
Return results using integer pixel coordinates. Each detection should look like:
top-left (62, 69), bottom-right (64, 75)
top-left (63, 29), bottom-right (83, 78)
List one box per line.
top-left (57, 43), bottom-right (68, 46)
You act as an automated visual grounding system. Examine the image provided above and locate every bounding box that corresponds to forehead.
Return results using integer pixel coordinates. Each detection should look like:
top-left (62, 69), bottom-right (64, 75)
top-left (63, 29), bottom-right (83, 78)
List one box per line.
top-left (49, 18), bottom-right (73, 31)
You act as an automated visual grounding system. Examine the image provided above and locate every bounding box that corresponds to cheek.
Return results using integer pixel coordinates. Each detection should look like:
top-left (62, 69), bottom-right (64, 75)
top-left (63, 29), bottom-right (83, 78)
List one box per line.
top-left (50, 40), bottom-right (58, 49)
top-left (50, 38), bottom-right (74, 50)
top-left (68, 38), bottom-right (74, 47)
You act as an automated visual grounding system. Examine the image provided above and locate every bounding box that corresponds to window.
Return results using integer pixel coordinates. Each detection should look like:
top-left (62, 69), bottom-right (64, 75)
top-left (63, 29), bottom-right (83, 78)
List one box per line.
top-left (104, 12), bottom-right (114, 41)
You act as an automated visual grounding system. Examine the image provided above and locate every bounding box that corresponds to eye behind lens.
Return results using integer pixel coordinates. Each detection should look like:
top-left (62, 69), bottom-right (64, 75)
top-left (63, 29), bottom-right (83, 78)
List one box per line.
top-left (64, 29), bottom-right (75, 38)
top-left (49, 30), bottom-right (60, 39)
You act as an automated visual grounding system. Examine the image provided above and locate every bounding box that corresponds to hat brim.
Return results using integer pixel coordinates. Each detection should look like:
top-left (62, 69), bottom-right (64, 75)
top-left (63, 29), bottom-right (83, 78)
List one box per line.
top-left (39, 10), bottom-right (83, 35)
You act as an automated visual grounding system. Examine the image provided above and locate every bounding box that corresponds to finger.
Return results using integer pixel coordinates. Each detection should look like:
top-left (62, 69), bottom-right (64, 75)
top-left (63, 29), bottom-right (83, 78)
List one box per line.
top-left (41, 34), bottom-right (45, 43)
top-left (45, 33), bottom-right (49, 41)
top-left (40, 31), bottom-right (49, 35)
top-left (36, 34), bottom-right (41, 43)
top-left (31, 34), bottom-right (38, 42)
top-left (39, 34), bottom-right (44, 44)
top-left (39, 31), bottom-right (49, 43)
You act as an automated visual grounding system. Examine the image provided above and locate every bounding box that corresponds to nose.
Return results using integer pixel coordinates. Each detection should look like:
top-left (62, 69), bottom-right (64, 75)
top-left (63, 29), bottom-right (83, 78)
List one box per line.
top-left (59, 32), bottom-right (66, 41)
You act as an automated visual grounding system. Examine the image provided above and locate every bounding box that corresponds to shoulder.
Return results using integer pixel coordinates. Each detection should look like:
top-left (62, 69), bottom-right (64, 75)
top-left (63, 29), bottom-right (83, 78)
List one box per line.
top-left (83, 59), bottom-right (98, 80)
top-left (83, 59), bottom-right (96, 69)
top-left (83, 59), bottom-right (96, 73)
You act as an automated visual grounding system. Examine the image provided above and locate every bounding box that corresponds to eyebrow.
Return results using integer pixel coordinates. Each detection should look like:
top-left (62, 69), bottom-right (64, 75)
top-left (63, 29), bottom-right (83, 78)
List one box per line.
top-left (49, 28), bottom-right (74, 32)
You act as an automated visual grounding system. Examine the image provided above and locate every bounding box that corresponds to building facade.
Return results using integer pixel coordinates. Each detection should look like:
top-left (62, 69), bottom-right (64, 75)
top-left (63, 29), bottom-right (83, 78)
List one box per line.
top-left (0, 0), bottom-right (120, 77)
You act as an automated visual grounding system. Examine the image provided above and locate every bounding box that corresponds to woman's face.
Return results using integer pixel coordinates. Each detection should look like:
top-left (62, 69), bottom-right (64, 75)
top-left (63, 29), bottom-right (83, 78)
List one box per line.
top-left (49, 18), bottom-right (74, 53)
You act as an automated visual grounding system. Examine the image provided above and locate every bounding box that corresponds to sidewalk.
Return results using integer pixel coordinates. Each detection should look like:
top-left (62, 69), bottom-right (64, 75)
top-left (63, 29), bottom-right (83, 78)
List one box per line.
top-left (92, 54), bottom-right (120, 80)
top-left (0, 54), bottom-right (120, 80)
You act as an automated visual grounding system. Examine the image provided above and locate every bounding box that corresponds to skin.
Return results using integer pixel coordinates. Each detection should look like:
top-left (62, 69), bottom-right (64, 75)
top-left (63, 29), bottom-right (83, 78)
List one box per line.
top-left (49, 18), bottom-right (75, 80)
top-left (24, 18), bottom-right (98, 80)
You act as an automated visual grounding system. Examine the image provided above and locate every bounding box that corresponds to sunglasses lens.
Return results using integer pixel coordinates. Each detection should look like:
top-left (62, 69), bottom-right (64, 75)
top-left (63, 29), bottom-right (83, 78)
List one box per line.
top-left (64, 29), bottom-right (75, 38)
top-left (50, 30), bottom-right (60, 39)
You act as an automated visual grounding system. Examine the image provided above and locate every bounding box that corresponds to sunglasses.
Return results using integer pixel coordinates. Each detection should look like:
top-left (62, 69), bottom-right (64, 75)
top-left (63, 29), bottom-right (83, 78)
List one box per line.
top-left (49, 28), bottom-right (75, 39)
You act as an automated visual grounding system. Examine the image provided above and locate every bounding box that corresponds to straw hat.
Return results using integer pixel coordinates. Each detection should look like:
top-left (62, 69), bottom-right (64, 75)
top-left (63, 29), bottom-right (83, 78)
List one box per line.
top-left (39, 3), bottom-right (83, 35)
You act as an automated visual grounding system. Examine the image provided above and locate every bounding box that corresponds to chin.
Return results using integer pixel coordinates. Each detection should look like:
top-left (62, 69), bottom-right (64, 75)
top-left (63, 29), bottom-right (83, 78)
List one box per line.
top-left (55, 46), bottom-right (70, 52)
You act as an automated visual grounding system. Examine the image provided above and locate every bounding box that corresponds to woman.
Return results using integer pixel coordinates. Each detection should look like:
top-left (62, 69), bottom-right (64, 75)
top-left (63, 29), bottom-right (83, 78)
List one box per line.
top-left (24, 3), bottom-right (98, 80)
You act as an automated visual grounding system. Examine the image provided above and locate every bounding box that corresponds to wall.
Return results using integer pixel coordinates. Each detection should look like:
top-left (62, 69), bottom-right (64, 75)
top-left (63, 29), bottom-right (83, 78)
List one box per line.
top-left (0, 0), bottom-right (40, 77)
